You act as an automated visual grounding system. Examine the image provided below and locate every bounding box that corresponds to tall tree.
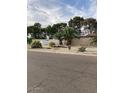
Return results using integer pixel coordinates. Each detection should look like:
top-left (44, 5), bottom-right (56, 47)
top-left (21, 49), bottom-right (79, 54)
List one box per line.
top-left (52, 23), bottom-right (67, 33)
top-left (40, 28), bottom-right (46, 39)
top-left (34, 23), bottom-right (41, 28)
top-left (54, 31), bottom-right (63, 45)
top-left (83, 18), bottom-right (97, 32)
top-left (32, 23), bottom-right (42, 39)
top-left (27, 26), bottom-right (34, 35)
top-left (68, 16), bottom-right (84, 32)
top-left (63, 26), bottom-right (80, 45)
top-left (45, 25), bottom-right (53, 36)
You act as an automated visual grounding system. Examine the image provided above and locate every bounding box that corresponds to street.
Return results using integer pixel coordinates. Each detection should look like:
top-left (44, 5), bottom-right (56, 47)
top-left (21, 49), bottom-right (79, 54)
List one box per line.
top-left (27, 51), bottom-right (97, 93)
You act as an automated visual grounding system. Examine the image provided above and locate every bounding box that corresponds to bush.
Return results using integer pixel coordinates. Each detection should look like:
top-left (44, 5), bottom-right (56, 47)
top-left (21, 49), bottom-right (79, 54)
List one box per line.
top-left (49, 42), bottom-right (55, 47)
top-left (90, 36), bottom-right (97, 46)
top-left (27, 37), bottom-right (32, 44)
top-left (78, 47), bottom-right (86, 52)
top-left (31, 41), bottom-right (42, 48)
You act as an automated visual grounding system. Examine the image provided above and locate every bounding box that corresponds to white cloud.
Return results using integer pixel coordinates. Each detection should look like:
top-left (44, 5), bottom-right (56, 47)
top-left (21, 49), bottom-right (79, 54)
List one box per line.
top-left (27, 0), bottom-right (63, 26)
top-left (27, 0), bottom-right (97, 27)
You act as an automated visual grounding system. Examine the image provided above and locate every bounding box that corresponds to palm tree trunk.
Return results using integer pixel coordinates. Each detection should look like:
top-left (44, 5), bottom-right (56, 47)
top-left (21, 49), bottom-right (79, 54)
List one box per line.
top-left (67, 39), bottom-right (72, 45)
top-left (59, 40), bottom-right (63, 45)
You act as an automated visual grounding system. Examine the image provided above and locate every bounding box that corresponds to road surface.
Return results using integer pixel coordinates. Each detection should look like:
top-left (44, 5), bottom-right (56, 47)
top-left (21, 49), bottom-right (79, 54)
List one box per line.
top-left (27, 51), bottom-right (97, 93)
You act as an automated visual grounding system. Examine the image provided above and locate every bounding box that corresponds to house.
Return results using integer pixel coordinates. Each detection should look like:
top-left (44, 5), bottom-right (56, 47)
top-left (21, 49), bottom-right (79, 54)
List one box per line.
top-left (80, 26), bottom-right (96, 37)
top-left (71, 26), bottom-right (97, 46)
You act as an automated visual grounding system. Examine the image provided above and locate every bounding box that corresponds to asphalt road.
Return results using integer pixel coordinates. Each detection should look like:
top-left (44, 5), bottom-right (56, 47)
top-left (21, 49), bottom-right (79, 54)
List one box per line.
top-left (27, 51), bottom-right (97, 93)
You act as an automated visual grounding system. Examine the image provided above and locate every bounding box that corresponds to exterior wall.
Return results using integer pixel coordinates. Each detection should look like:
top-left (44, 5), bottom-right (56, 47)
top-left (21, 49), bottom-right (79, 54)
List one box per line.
top-left (80, 29), bottom-right (91, 36)
top-left (72, 37), bottom-right (95, 47)
top-left (40, 39), bottom-right (59, 47)
top-left (34, 37), bottom-right (96, 47)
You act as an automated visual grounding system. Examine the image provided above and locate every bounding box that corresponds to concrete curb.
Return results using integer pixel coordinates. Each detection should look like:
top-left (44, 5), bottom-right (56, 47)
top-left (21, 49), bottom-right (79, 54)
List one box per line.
top-left (28, 49), bottom-right (97, 56)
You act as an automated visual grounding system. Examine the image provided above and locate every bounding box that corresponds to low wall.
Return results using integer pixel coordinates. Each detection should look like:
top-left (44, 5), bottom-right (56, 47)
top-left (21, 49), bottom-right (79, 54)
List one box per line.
top-left (33, 38), bottom-right (96, 47)
top-left (72, 37), bottom-right (96, 47)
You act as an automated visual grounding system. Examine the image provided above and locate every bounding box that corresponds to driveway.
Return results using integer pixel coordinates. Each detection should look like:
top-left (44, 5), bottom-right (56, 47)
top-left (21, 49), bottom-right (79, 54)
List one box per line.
top-left (27, 51), bottom-right (97, 93)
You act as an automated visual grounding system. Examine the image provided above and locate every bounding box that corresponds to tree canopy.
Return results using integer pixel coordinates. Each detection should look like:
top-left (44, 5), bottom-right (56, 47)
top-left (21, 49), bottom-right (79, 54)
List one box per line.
top-left (62, 26), bottom-right (80, 45)
top-left (27, 16), bottom-right (97, 39)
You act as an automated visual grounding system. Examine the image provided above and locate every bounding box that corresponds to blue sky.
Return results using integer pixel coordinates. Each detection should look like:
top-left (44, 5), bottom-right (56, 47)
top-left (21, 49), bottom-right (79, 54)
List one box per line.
top-left (28, 0), bottom-right (97, 27)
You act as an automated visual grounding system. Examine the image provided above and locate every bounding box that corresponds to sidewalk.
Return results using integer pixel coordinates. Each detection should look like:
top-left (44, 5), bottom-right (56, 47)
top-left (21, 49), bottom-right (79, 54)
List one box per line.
top-left (28, 46), bottom-right (97, 56)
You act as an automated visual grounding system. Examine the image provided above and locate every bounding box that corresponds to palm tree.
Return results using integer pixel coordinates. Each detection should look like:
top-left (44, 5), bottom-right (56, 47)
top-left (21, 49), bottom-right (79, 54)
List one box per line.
top-left (54, 31), bottom-right (63, 45)
top-left (63, 26), bottom-right (80, 45)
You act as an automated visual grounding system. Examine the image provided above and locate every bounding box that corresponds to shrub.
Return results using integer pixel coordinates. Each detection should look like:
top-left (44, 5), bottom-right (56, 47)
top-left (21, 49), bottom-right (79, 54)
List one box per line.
top-left (27, 37), bottom-right (32, 44)
top-left (78, 47), bottom-right (86, 52)
top-left (31, 41), bottom-right (42, 48)
top-left (90, 36), bottom-right (97, 46)
top-left (49, 42), bottom-right (55, 47)
top-left (46, 47), bottom-right (51, 49)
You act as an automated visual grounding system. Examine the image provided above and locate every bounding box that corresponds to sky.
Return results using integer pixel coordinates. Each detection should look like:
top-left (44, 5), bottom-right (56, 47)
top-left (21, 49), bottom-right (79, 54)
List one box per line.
top-left (27, 0), bottom-right (97, 27)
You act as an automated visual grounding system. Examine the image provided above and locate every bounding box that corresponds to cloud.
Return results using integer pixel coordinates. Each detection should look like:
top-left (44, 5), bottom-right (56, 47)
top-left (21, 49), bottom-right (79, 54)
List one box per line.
top-left (27, 0), bottom-right (63, 26)
top-left (27, 0), bottom-right (97, 27)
